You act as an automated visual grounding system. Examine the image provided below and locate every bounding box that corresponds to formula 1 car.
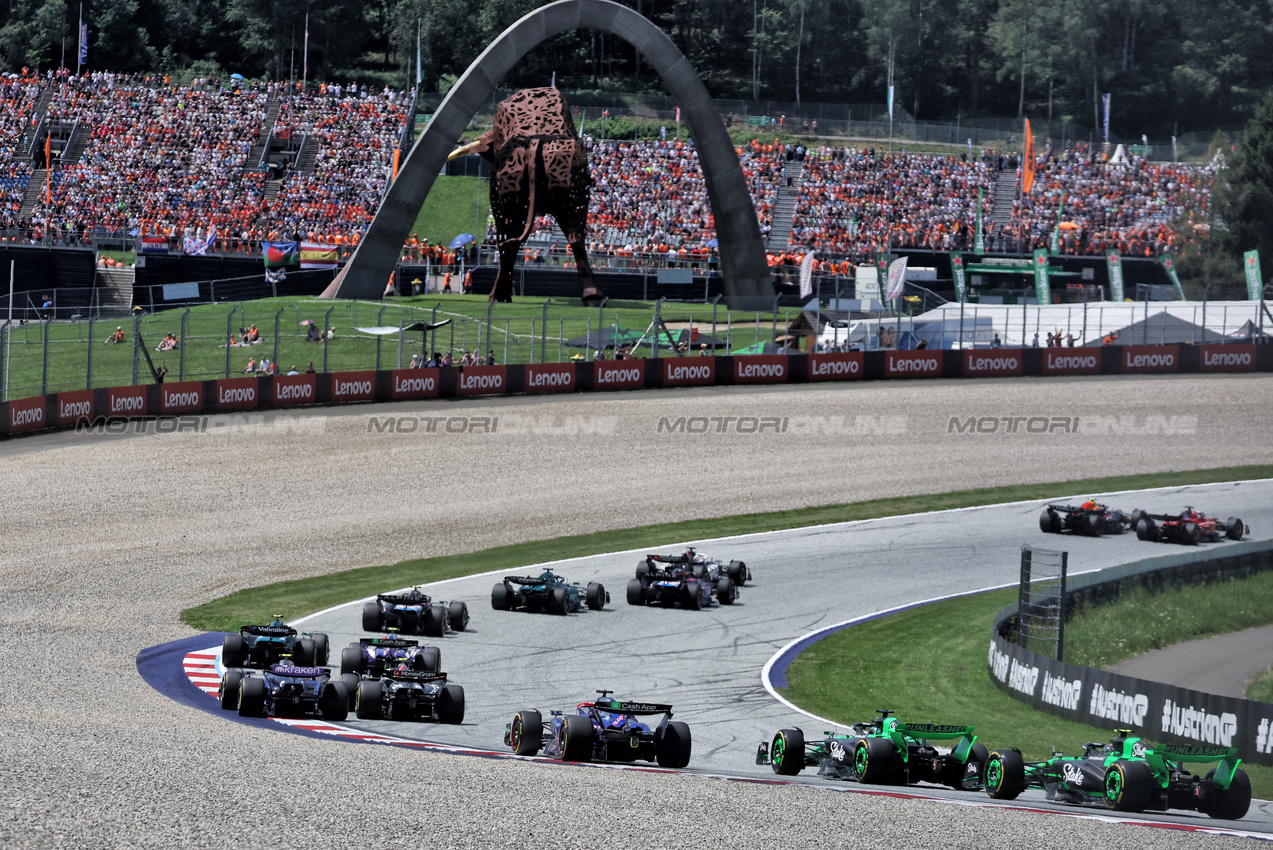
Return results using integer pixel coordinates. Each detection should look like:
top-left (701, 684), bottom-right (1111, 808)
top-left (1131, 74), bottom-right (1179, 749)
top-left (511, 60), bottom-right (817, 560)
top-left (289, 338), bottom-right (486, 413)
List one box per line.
top-left (340, 636), bottom-right (441, 679)
top-left (353, 666), bottom-right (464, 724)
top-left (221, 616), bottom-right (329, 668)
top-left (362, 586), bottom-right (469, 636)
top-left (217, 663), bottom-right (349, 721)
top-left (491, 570), bottom-right (608, 614)
top-left (757, 710), bottom-right (988, 789)
top-left (626, 548), bottom-right (743, 609)
top-left (1039, 500), bottom-right (1136, 536)
top-left (637, 548), bottom-right (750, 586)
top-left (505, 690), bottom-right (692, 768)
top-left (983, 732), bottom-right (1251, 819)
top-left (1134, 508), bottom-right (1248, 545)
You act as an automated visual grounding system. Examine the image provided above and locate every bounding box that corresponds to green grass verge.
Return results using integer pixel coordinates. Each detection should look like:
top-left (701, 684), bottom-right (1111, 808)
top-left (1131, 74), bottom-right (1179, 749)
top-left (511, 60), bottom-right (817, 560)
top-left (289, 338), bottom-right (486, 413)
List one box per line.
top-left (408, 175), bottom-right (491, 247)
top-left (1066, 573), bottom-right (1273, 669)
top-left (1248, 667), bottom-right (1273, 703)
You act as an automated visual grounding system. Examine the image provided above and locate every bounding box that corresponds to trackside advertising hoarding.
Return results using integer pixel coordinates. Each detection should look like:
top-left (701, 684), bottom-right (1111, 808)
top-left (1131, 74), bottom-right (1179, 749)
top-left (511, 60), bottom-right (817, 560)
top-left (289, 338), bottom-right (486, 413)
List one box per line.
top-left (733, 355), bottom-right (789, 384)
top-left (215, 377), bottom-right (260, 411)
top-left (524, 363), bottom-right (576, 394)
top-left (330, 370), bottom-right (376, 403)
top-left (107, 386), bottom-right (149, 418)
top-left (963, 350), bottom-right (1023, 377)
top-left (1199, 344), bottom-right (1257, 373)
top-left (389, 368), bottom-right (440, 399)
top-left (1121, 345), bottom-right (1180, 374)
top-left (272, 373), bottom-right (317, 407)
top-left (1043, 349), bottom-right (1100, 375)
top-left (884, 350), bottom-right (943, 378)
top-left (56, 390), bottom-right (94, 426)
top-left (8, 395), bottom-right (45, 433)
top-left (455, 365), bottom-right (507, 396)
top-left (160, 381), bottom-right (203, 415)
top-left (593, 360), bottom-right (645, 390)
top-left (663, 357), bottom-right (715, 387)
top-left (808, 352), bottom-right (864, 381)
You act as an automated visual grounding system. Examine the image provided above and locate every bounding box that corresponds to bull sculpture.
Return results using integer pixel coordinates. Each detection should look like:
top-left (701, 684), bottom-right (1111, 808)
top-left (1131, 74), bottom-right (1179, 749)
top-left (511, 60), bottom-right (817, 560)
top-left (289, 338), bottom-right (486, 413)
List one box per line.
top-left (448, 87), bottom-right (604, 304)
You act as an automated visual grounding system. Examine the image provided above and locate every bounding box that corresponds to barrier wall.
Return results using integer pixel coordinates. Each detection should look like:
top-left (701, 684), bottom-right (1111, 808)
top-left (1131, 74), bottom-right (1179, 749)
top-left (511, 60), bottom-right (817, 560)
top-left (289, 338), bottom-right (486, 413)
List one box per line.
top-left (3, 343), bottom-right (1272, 437)
top-left (988, 540), bottom-right (1273, 766)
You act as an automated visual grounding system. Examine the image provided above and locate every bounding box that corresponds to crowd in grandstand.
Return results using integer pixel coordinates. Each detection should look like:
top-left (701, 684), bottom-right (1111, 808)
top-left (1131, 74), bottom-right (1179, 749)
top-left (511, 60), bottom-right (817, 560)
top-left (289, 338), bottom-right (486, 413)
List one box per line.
top-left (0, 73), bottom-right (38, 230)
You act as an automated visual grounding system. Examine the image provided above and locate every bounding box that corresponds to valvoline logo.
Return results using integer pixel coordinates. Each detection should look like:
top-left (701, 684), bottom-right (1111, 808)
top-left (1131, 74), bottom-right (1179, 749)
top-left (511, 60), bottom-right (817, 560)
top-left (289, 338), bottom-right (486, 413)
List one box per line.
top-left (1121, 345), bottom-right (1179, 374)
top-left (161, 381), bottom-right (203, 414)
top-left (663, 357), bottom-right (715, 386)
top-left (809, 353), bottom-right (864, 381)
top-left (963, 350), bottom-right (1021, 376)
top-left (331, 370), bottom-right (375, 401)
top-left (733, 356), bottom-right (787, 384)
top-left (885, 350), bottom-right (942, 378)
top-left (525, 364), bottom-right (575, 393)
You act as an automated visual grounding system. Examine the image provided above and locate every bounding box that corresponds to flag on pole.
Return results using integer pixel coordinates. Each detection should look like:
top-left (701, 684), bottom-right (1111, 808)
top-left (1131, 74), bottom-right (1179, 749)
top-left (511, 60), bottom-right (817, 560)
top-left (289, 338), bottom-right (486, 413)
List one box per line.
top-left (1106, 251), bottom-right (1125, 301)
top-left (1050, 192), bottom-right (1065, 255)
top-left (78, 21), bottom-right (88, 67)
top-left (1157, 253), bottom-right (1185, 300)
top-left (1102, 93), bottom-right (1111, 142)
top-left (303, 13), bottom-right (309, 87)
top-left (1022, 119), bottom-right (1036, 194)
top-left (885, 256), bottom-right (909, 300)
top-left (798, 252), bottom-right (816, 299)
top-left (265, 268), bottom-right (287, 284)
top-left (415, 21), bottom-right (422, 86)
top-left (1243, 250), bottom-right (1263, 301)
top-left (1033, 248), bottom-right (1052, 305)
top-left (973, 188), bottom-right (985, 253)
top-left (950, 253), bottom-right (967, 302)
top-left (887, 85), bottom-right (895, 121)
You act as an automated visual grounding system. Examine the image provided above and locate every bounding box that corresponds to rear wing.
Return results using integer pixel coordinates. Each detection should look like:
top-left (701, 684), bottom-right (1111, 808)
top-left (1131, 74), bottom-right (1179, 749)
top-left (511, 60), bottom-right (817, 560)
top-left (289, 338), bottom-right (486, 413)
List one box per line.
top-left (896, 722), bottom-right (976, 739)
top-left (504, 575), bottom-right (559, 586)
top-left (593, 699), bottom-right (673, 715)
top-left (268, 664), bottom-right (326, 678)
top-left (385, 670), bottom-right (446, 683)
top-left (1151, 744), bottom-right (1237, 762)
top-left (1044, 504), bottom-right (1086, 514)
top-left (361, 637), bottom-right (417, 648)
top-left (243, 624), bottom-right (295, 637)
top-left (378, 593), bottom-right (429, 605)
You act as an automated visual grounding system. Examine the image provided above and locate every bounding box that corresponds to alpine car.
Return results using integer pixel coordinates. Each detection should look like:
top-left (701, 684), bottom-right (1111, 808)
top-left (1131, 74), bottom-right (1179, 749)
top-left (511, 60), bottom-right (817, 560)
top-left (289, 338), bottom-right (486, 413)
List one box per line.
top-left (1134, 508), bottom-right (1248, 545)
top-left (221, 616), bottom-right (329, 668)
top-left (353, 665), bottom-right (465, 724)
top-left (217, 663), bottom-right (349, 721)
top-left (626, 548), bottom-right (744, 609)
top-left (1039, 500), bottom-right (1136, 536)
top-left (505, 690), bottom-right (692, 768)
top-left (340, 636), bottom-right (441, 679)
top-left (983, 732), bottom-right (1252, 819)
top-left (362, 586), bottom-right (470, 636)
top-left (491, 570), bottom-right (608, 614)
top-left (757, 710), bottom-right (988, 789)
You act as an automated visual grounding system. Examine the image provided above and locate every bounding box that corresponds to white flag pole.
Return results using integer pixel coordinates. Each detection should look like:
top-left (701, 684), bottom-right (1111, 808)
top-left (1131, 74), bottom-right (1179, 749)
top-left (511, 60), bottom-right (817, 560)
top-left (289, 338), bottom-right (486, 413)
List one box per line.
top-left (303, 13), bottom-right (309, 88)
top-left (5, 261), bottom-right (13, 401)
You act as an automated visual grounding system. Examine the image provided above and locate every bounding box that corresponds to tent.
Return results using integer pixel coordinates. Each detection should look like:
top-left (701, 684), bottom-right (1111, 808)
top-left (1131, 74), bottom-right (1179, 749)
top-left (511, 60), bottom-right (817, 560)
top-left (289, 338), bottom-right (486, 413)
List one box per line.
top-left (730, 341), bottom-right (781, 355)
top-left (670, 329), bottom-right (729, 350)
top-left (564, 325), bottom-right (647, 350)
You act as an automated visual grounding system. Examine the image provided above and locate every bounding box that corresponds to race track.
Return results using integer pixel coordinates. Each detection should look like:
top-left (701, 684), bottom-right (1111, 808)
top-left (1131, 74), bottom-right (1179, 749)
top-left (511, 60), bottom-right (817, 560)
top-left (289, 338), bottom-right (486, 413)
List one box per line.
top-left (3, 374), bottom-right (1273, 848)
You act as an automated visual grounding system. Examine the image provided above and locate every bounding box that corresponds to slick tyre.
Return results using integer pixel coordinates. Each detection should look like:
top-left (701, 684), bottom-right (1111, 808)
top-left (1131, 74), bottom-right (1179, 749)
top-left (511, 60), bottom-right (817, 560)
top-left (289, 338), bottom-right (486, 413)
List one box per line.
top-left (448, 600), bottom-right (469, 631)
top-left (728, 560), bottom-right (748, 585)
top-left (715, 576), bottom-right (737, 604)
top-left (1226, 517), bottom-right (1245, 541)
top-left (1182, 521), bottom-right (1201, 545)
top-left (417, 646), bottom-right (442, 674)
top-left (683, 580), bottom-right (702, 611)
top-left (1039, 510), bottom-right (1061, 534)
top-left (237, 676), bottom-right (266, 718)
top-left (1136, 518), bottom-right (1158, 541)
top-left (492, 582), bottom-right (511, 610)
top-left (656, 721), bottom-right (693, 769)
top-left (636, 559), bottom-right (650, 579)
top-left (218, 670), bottom-right (243, 710)
top-left (626, 579), bottom-right (645, 606)
top-left (984, 749), bottom-right (1025, 800)
top-left (585, 582), bottom-right (606, 611)
top-left (311, 633), bottom-right (329, 667)
top-left (1086, 513), bottom-right (1104, 536)
top-left (550, 587), bottom-right (570, 616)
top-left (340, 673), bottom-right (360, 709)
top-left (560, 715), bottom-right (594, 762)
top-left (355, 681), bottom-right (383, 720)
top-left (510, 710), bottom-right (543, 756)
top-left (422, 606), bottom-right (447, 637)
top-left (340, 646), bottom-right (363, 676)
top-left (1204, 768), bottom-right (1252, 820)
top-left (362, 601), bottom-right (382, 632)
top-left (1104, 759), bottom-right (1154, 812)
top-left (293, 638), bottom-right (315, 666)
top-left (321, 683), bottom-right (348, 722)
top-left (770, 728), bottom-right (805, 776)
top-left (853, 737), bottom-right (899, 785)
top-left (438, 684), bottom-right (465, 725)
top-left (221, 634), bottom-right (247, 669)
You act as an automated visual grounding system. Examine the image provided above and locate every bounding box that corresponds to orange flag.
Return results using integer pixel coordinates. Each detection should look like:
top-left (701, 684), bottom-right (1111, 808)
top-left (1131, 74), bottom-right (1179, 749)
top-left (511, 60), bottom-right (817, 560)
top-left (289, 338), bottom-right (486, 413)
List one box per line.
top-left (1022, 119), bottom-right (1036, 195)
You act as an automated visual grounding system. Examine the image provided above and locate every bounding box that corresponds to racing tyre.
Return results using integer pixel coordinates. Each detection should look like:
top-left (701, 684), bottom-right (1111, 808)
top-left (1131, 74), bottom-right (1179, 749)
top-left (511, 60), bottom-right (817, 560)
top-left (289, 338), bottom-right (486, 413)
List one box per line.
top-left (321, 683), bottom-right (348, 722)
top-left (560, 715), bottom-right (595, 761)
top-left (1136, 518), bottom-right (1159, 541)
top-left (550, 587), bottom-right (570, 616)
top-left (1104, 759), bottom-right (1154, 812)
top-left (510, 710), bottom-right (542, 756)
top-left (438, 684), bottom-right (465, 725)
top-left (853, 737), bottom-right (899, 785)
top-left (340, 673), bottom-right (360, 709)
top-left (586, 582), bottom-right (606, 611)
top-left (944, 743), bottom-right (990, 790)
top-left (221, 634), bottom-right (247, 668)
top-left (983, 749), bottom-right (1025, 800)
top-left (1226, 517), bottom-right (1244, 541)
top-left (715, 576), bottom-right (737, 605)
top-left (422, 606), bottom-right (447, 637)
top-left (355, 681), bottom-right (382, 720)
top-left (492, 582), bottom-right (511, 610)
top-left (656, 721), bottom-right (693, 769)
top-left (218, 670), bottom-right (243, 710)
top-left (728, 560), bottom-right (748, 585)
top-left (1039, 509), bottom-right (1061, 534)
top-left (691, 563), bottom-right (708, 580)
top-left (1204, 768), bottom-right (1252, 820)
top-left (626, 579), bottom-right (645, 606)
top-left (340, 646), bottom-right (363, 676)
top-left (1182, 522), bottom-right (1201, 545)
top-left (293, 638), bottom-right (315, 666)
top-left (1086, 513), bottom-right (1104, 536)
top-left (684, 580), bottom-right (702, 611)
top-left (636, 559), bottom-right (650, 579)
top-left (418, 646), bottom-right (441, 674)
top-left (770, 728), bottom-right (805, 776)
top-left (237, 676), bottom-right (266, 718)
top-left (448, 600), bottom-right (469, 632)
top-left (311, 633), bottom-right (329, 667)
top-left (1129, 509), bottom-right (1146, 526)
top-left (362, 601), bottom-right (382, 632)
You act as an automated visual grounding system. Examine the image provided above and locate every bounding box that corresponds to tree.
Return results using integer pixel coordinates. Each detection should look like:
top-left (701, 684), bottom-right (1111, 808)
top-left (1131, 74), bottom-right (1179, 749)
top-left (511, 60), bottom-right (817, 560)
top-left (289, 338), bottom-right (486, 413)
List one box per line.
top-left (1215, 90), bottom-right (1273, 290)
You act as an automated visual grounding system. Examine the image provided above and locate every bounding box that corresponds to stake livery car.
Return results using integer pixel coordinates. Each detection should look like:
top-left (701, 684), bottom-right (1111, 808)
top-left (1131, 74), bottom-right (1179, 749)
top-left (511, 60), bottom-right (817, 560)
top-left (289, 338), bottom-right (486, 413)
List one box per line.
top-left (1134, 508), bottom-right (1248, 545)
top-left (758, 710), bottom-right (988, 789)
top-left (983, 732), bottom-right (1252, 819)
top-left (505, 690), bottom-right (692, 768)
top-left (491, 570), bottom-right (607, 614)
top-left (626, 548), bottom-right (747, 609)
top-left (1039, 501), bottom-right (1137, 536)
top-left (363, 586), bottom-right (470, 636)
top-left (221, 616), bottom-right (330, 668)
top-left (218, 664), bottom-right (349, 721)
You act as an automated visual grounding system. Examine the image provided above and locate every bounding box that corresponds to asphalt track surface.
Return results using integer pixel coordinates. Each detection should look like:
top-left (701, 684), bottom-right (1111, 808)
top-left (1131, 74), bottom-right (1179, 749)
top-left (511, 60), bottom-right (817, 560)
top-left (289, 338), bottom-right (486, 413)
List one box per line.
top-left (1110, 626), bottom-right (1273, 699)
top-left (5, 374), bottom-right (1273, 849)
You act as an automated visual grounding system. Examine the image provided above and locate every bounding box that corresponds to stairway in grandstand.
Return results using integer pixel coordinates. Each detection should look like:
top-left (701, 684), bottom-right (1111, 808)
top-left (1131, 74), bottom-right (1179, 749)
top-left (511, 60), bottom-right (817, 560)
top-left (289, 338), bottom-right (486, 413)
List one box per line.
top-left (94, 266), bottom-right (135, 317)
top-left (294, 135), bottom-right (318, 174)
top-left (989, 170), bottom-right (1017, 231)
top-left (18, 169), bottom-right (47, 219)
top-left (60, 125), bottom-right (90, 165)
top-left (246, 94), bottom-right (280, 169)
top-left (765, 160), bottom-right (804, 252)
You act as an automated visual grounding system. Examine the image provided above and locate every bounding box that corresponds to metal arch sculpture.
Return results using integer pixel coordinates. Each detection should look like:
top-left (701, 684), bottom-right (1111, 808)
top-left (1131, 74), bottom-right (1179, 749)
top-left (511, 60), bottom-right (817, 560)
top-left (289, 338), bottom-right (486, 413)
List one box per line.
top-left (323, 0), bottom-right (773, 310)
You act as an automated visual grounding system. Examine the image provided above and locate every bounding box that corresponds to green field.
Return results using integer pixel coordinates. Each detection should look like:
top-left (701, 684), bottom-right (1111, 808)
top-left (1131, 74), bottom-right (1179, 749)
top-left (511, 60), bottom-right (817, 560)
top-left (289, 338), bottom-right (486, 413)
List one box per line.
top-left (408, 175), bottom-right (491, 247)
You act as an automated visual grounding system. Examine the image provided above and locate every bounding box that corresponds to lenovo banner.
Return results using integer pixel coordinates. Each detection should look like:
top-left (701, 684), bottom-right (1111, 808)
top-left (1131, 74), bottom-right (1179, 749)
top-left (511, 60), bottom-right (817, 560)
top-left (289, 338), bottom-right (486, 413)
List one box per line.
top-left (525, 363), bottom-right (577, 393)
top-left (331, 370), bottom-right (376, 402)
top-left (1121, 345), bottom-right (1180, 374)
top-left (389, 368), bottom-right (440, 399)
top-left (215, 377), bottom-right (260, 411)
top-left (455, 365), bottom-right (507, 396)
top-left (1043, 349), bottom-right (1100, 376)
top-left (964, 350), bottom-right (1023, 377)
top-left (808, 352), bottom-right (864, 381)
top-left (593, 360), bottom-right (645, 390)
top-left (734, 355), bottom-right (789, 384)
top-left (106, 386), bottom-right (149, 418)
top-left (1199, 344), bottom-right (1257, 373)
top-left (8, 395), bottom-right (46, 433)
top-left (56, 390), bottom-right (94, 426)
top-left (663, 357), bottom-right (716, 387)
top-left (884, 350), bottom-right (943, 379)
top-left (273, 373), bottom-right (317, 407)
top-left (160, 381), bottom-right (204, 415)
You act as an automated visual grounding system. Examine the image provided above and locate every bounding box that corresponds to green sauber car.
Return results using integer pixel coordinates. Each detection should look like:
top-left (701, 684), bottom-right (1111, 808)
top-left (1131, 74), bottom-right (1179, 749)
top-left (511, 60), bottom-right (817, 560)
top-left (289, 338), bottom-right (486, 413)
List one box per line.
top-left (983, 730), bottom-right (1252, 820)
top-left (757, 709), bottom-right (989, 789)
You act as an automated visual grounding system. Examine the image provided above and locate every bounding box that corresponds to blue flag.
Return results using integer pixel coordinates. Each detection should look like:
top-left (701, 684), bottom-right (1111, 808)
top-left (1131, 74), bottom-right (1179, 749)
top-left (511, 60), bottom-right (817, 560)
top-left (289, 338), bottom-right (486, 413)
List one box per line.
top-left (79, 23), bottom-right (88, 65)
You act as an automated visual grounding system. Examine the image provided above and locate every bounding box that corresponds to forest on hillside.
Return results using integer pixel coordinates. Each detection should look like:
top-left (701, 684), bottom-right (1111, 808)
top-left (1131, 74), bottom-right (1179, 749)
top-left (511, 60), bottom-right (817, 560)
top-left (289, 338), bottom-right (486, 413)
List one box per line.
top-left (0, 0), bottom-right (1268, 140)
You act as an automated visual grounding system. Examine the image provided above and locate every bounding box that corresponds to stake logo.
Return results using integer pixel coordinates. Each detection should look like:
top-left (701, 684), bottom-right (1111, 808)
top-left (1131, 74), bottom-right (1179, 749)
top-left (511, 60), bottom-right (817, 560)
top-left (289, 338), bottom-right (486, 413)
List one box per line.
top-left (663, 358), bottom-right (715, 386)
top-left (594, 361), bottom-right (645, 389)
top-left (331, 371), bottom-right (375, 401)
top-left (808, 353), bottom-right (864, 380)
top-left (1043, 350), bottom-right (1100, 375)
top-left (525, 364), bottom-right (575, 393)
top-left (1121, 345), bottom-right (1179, 373)
top-left (1200, 344), bottom-right (1256, 372)
top-left (734, 356), bottom-right (787, 384)
top-left (885, 351), bottom-right (942, 378)
top-left (390, 369), bottom-right (440, 399)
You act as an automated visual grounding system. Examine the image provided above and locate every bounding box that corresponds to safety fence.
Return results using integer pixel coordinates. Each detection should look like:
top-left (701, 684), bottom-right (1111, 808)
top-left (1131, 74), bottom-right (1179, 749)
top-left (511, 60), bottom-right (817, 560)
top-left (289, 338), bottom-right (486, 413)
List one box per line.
top-left (989, 540), bottom-right (1273, 766)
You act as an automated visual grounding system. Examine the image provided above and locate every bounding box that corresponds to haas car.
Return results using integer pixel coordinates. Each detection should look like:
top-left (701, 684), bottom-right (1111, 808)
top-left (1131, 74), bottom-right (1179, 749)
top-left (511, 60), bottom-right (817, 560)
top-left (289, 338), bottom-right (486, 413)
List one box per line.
top-left (758, 710), bottom-right (988, 790)
top-left (218, 663), bottom-right (348, 721)
top-left (353, 663), bottom-right (464, 724)
top-left (363, 586), bottom-right (469, 637)
top-left (340, 636), bottom-right (441, 679)
top-left (984, 732), bottom-right (1251, 819)
top-left (626, 548), bottom-right (748, 609)
top-left (505, 690), bottom-right (692, 768)
top-left (1039, 500), bottom-right (1135, 536)
top-left (1135, 508), bottom-right (1247, 545)
top-left (221, 616), bottom-right (329, 668)
top-left (491, 569), bottom-right (608, 614)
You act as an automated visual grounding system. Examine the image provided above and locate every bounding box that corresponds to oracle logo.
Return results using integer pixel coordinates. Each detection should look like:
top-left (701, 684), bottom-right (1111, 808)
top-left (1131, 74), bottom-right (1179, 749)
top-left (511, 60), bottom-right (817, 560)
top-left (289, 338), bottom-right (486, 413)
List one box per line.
top-left (220, 386), bottom-right (256, 404)
top-left (1203, 350), bottom-right (1252, 367)
top-left (527, 368), bottom-right (574, 388)
top-left (460, 372), bottom-right (504, 390)
top-left (1125, 352), bottom-right (1174, 369)
top-left (811, 358), bottom-right (860, 376)
top-left (736, 362), bottom-right (785, 379)
top-left (11, 405), bottom-right (43, 427)
top-left (394, 374), bottom-right (436, 393)
top-left (333, 379), bottom-right (372, 397)
top-left (162, 391), bottom-right (201, 408)
top-left (966, 355), bottom-right (1020, 372)
top-left (110, 393), bottom-right (146, 413)
top-left (596, 365), bottom-right (642, 386)
top-left (276, 383), bottom-right (313, 400)
top-left (59, 400), bottom-right (91, 418)
top-left (667, 365), bottom-right (711, 380)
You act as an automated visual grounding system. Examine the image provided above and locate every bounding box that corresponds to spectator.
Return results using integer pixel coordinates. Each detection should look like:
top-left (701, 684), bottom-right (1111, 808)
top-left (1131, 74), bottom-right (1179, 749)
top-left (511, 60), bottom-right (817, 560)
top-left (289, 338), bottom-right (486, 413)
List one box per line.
top-left (305, 361), bottom-right (315, 373)
top-left (245, 356), bottom-right (257, 373)
top-left (287, 365), bottom-right (299, 375)
top-left (105, 326), bottom-right (125, 344)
